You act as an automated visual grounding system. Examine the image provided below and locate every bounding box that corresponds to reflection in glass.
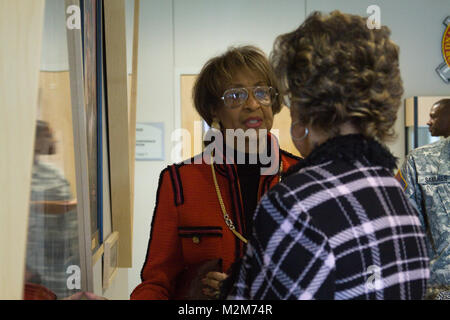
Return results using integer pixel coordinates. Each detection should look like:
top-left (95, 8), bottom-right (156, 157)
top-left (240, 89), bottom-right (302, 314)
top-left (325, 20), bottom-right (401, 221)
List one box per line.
top-left (25, 121), bottom-right (80, 299)
top-left (24, 0), bottom-right (81, 300)
top-left (406, 127), bottom-right (440, 154)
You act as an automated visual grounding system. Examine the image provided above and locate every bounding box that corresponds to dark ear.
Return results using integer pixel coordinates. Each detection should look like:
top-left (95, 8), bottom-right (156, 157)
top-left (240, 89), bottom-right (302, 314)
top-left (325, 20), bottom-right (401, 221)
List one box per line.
top-left (210, 104), bottom-right (221, 119)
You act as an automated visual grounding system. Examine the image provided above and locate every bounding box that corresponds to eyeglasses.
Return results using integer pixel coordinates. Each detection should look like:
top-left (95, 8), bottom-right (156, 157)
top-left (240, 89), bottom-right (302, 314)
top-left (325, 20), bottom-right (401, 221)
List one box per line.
top-left (221, 86), bottom-right (278, 109)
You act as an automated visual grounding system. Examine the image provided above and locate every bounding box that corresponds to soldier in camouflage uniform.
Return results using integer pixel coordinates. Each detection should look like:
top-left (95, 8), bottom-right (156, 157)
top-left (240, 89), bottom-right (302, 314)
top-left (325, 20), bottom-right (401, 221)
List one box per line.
top-left (396, 99), bottom-right (450, 299)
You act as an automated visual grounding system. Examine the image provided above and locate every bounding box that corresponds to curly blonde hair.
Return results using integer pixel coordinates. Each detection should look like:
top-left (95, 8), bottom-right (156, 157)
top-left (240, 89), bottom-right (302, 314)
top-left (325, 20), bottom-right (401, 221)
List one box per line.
top-left (271, 11), bottom-right (404, 141)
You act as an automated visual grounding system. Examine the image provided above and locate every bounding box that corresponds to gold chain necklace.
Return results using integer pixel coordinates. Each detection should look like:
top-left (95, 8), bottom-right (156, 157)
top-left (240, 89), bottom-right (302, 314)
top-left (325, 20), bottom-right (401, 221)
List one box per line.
top-left (210, 152), bottom-right (283, 244)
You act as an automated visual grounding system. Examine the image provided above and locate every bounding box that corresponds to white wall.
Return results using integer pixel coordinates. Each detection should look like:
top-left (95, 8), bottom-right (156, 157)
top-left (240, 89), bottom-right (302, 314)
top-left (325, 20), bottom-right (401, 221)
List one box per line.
top-left (129, 0), bottom-right (450, 296)
top-left (41, 0), bottom-right (68, 71)
top-left (126, 0), bottom-right (135, 74)
top-left (173, 0), bottom-right (306, 69)
top-left (129, 0), bottom-right (175, 296)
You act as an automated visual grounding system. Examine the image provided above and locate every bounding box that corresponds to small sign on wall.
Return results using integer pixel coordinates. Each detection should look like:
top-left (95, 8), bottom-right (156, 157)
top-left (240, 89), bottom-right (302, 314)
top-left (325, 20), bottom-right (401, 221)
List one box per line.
top-left (135, 122), bottom-right (165, 161)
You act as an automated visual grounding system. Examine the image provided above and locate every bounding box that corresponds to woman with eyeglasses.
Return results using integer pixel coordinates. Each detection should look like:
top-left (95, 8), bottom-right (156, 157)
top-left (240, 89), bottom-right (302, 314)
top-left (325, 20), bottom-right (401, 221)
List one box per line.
top-left (225, 11), bottom-right (429, 300)
top-left (130, 46), bottom-right (300, 300)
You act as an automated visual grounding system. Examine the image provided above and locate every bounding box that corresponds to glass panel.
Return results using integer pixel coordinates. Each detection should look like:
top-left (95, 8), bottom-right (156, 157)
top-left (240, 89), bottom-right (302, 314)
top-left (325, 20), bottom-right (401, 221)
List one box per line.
top-left (406, 126), bottom-right (440, 155)
top-left (24, 0), bottom-right (81, 300)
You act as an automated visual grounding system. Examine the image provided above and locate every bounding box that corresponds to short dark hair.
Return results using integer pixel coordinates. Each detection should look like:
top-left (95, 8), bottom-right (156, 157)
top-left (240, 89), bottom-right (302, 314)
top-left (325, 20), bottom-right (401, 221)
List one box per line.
top-left (271, 11), bottom-right (404, 141)
top-left (435, 98), bottom-right (450, 111)
top-left (193, 45), bottom-right (282, 126)
top-left (36, 120), bottom-right (50, 139)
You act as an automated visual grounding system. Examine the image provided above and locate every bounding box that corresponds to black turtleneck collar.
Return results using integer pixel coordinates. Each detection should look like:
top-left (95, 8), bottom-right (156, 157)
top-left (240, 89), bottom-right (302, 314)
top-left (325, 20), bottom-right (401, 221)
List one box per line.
top-left (283, 134), bottom-right (398, 178)
top-left (220, 134), bottom-right (273, 175)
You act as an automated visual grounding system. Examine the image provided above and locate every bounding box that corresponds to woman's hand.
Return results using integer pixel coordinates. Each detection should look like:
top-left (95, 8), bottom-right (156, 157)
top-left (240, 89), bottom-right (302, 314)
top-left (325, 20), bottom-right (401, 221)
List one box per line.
top-left (201, 271), bottom-right (228, 299)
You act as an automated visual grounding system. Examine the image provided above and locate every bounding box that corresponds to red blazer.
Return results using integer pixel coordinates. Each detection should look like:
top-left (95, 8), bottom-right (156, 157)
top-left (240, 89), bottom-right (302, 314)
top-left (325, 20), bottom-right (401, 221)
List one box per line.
top-left (131, 143), bottom-right (300, 300)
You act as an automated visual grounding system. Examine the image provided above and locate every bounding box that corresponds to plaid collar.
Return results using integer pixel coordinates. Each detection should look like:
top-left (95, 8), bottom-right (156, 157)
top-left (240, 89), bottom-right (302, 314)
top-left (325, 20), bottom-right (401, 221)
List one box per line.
top-left (283, 134), bottom-right (398, 178)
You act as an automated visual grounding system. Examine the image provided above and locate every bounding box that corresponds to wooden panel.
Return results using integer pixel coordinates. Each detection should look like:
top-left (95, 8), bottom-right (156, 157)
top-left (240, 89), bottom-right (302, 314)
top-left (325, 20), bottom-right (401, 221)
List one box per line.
top-left (129, 0), bottom-right (139, 231)
top-left (404, 97), bottom-right (414, 127)
top-left (0, 0), bottom-right (45, 300)
top-left (38, 71), bottom-right (77, 197)
top-left (127, 74), bottom-right (132, 110)
top-left (102, 75), bottom-right (113, 242)
top-left (104, 0), bottom-right (133, 268)
top-left (405, 96), bottom-right (450, 127)
top-left (180, 75), bottom-right (203, 160)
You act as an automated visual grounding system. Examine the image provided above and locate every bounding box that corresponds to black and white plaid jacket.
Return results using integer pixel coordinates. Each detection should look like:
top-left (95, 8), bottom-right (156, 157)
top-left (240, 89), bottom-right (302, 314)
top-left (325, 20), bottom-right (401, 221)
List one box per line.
top-left (225, 135), bottom-right (430, 300)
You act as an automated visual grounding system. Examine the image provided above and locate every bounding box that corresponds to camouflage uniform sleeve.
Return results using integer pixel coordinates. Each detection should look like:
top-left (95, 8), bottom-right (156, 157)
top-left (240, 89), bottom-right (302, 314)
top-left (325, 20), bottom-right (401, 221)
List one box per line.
top-left (398, 154), bottom-right (434, 260)
top-left (398, 154), bottom-right (423, 216)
